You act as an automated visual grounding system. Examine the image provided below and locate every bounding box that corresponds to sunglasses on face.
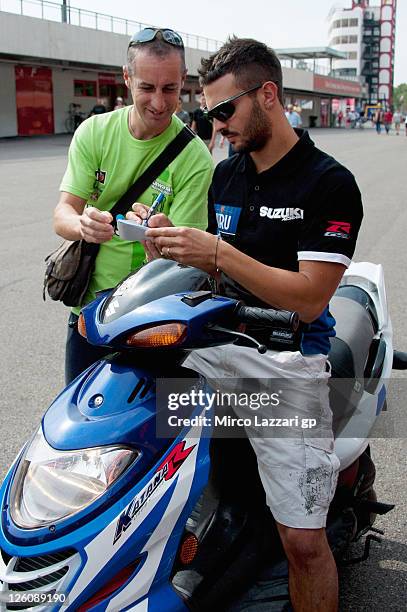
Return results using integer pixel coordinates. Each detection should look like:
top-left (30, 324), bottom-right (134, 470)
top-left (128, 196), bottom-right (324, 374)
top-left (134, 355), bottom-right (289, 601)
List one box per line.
top-left (203, 84), bottom-right (263, 122)
top-left (128, 28), bottom-right (184, 49)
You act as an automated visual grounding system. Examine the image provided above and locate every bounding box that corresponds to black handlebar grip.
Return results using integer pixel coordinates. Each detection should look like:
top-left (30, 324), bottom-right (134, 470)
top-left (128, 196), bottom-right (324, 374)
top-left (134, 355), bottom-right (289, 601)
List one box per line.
top-left (236, 305), bottom-right (300, 331)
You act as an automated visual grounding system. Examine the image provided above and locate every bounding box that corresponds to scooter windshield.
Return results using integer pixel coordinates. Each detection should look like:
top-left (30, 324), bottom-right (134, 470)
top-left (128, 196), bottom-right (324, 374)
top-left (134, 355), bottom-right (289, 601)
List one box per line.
top-left (100, 259), bottom-right (212, 323)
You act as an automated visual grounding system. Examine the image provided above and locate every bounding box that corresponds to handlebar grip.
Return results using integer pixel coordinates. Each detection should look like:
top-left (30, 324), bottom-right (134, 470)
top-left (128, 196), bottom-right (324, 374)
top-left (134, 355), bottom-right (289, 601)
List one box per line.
top-left (236, 305), bottom-right (300, 331)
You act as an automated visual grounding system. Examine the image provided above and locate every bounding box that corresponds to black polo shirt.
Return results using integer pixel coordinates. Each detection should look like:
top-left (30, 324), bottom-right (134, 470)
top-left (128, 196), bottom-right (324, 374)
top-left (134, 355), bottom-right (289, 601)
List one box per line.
top-left (208, 130), bottom-right (363, 355)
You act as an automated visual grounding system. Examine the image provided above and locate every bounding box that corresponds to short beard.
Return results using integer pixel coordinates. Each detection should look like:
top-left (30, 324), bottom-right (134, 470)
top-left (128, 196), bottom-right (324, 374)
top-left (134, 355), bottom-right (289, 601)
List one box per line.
top-left (237, 99), bottom-right (271, 153)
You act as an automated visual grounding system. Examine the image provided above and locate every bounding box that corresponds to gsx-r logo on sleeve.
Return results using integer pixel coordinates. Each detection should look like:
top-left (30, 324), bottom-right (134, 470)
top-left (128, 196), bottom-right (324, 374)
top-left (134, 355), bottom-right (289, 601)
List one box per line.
top-left (214, 204), bottom-right (242, 236)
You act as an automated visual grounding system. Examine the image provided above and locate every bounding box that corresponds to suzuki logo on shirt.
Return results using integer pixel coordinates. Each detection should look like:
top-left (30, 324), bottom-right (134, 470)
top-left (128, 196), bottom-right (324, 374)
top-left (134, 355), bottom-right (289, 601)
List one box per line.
top-left (259, 206), bottom-right (304, 221)
top-left (215, 204), bottom-right (242, 235)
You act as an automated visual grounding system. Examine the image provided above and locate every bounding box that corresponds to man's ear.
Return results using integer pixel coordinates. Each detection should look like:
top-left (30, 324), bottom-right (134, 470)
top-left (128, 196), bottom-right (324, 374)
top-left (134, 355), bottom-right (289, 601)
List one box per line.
top-left (180, 69), bottom-right (187, 89)
top-left (123, 65), bottom-right (131, 88)
top-left (262, 81), bottom-right (278, 110)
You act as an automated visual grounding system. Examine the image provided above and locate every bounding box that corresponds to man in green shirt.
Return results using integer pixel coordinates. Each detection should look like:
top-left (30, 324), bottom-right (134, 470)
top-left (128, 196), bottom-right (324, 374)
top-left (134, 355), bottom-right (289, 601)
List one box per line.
top-left (54, 28), bottom-right (213, 383)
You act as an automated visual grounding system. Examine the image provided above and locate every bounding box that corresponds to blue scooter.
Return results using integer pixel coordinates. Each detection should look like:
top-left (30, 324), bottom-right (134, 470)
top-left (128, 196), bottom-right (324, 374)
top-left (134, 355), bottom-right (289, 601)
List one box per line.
top-left (0, 258), bottom-right (404, 611)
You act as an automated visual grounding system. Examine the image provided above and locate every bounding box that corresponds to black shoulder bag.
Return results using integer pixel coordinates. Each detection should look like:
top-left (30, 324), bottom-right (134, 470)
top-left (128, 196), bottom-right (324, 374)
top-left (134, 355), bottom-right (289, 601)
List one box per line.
top-left (43, 126), bottom-right (195, 307)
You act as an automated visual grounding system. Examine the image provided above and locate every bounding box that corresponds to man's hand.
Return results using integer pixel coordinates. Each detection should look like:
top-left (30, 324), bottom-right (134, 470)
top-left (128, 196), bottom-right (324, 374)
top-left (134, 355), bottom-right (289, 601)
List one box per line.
top-left (127, 203), bottom-right (174, 261)
top-left (54, 193), bottom-right (114, 243)
top-left (80, 207), bottom-right (114, 243)
top-left (145, 226), bottom-right (218, 274)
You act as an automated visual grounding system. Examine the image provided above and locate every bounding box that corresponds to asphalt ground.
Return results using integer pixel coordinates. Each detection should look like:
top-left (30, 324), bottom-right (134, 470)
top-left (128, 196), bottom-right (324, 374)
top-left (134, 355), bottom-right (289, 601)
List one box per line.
top-left (0, 127), bottom-right (406, 610)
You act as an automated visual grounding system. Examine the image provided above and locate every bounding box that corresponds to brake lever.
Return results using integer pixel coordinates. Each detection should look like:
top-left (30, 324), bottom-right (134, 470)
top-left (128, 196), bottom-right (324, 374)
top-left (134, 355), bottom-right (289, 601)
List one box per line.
top-left (207, 324), bottom-right (268, 354)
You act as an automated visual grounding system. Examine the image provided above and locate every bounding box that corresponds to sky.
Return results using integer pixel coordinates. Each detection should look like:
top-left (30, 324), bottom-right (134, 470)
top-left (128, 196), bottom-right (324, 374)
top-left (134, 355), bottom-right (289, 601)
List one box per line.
top-left (66, 0), bottom-right (406, 86)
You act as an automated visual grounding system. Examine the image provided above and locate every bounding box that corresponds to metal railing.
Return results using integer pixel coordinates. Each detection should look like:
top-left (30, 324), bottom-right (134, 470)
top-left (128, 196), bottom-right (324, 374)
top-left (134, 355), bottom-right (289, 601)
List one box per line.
top-left (0, 0), bottom-right (223, 51)
top-left (280, 58), bottom-right (361, 82)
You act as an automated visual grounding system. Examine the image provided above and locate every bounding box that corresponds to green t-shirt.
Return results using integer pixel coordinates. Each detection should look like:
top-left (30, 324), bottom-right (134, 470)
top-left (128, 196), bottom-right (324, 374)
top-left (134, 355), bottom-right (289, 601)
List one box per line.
top-left (60, 107), bottom-right (213, 314)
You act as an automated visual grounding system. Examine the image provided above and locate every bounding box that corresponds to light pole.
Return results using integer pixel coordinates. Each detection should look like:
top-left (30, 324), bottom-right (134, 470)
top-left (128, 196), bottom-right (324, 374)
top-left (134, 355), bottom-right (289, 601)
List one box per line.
top-left (61, 0), bottom-right (71, 24)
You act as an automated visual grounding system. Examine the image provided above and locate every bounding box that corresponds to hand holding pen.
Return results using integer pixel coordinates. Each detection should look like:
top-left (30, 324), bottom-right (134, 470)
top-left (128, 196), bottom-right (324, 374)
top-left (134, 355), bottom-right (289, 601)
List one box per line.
top-left (142, 192), bottom-right (165, 227)
top-left (117, 192), bottom-right (165, 230)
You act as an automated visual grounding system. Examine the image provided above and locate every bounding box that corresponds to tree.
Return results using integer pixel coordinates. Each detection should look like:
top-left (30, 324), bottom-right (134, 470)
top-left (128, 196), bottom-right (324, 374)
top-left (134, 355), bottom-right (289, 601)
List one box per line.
top-left (393, 83), bottom-right (407, 113)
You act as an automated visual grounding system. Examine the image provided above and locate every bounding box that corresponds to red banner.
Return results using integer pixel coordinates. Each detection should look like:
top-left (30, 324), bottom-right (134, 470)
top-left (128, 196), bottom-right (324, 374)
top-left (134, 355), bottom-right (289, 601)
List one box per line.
top-left (313, 75), bottom-right (362, 97)
top-left (98, 72), bottom-right (118, 85)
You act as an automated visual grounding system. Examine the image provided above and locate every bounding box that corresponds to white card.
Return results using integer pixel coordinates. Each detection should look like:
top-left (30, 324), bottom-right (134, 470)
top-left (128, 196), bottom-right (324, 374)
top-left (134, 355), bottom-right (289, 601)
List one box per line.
top-left (117, 219), bottom-right (149, 242)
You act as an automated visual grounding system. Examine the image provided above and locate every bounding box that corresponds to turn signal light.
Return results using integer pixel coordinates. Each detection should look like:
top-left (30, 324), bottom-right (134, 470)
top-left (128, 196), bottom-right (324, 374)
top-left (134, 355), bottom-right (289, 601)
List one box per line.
top-left (126, 323), bottom-right (187, 347)
top-left (179, 533), bottom-right (199, 565)
top-left (78, 313), bottom-right (87, 339)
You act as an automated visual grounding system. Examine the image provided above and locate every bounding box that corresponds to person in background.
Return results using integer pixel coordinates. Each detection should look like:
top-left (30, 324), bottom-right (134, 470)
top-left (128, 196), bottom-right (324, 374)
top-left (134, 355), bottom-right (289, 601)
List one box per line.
top-left (89, 98), bottom-right (107, 116)
top-left (114, 96), bottom-right (126, 110)
top-left (337, 109), bottom-right (343, 128)
top-left (53, 27), bottom-right (213, 384)
top-left (285, 103), bottom-right (302, 128)
top-left (175, 96), bottom-right (190, 125)
top-left (383, 109), bottom-right (393, 135)
top-left (350, 110), bottom-right (358, 128)
top-left (374, 107), bottom-right (384, 134)
top-left (191, 92), bottom-right (216, 153)
top-left (392, 109), bottom-right (402, 135)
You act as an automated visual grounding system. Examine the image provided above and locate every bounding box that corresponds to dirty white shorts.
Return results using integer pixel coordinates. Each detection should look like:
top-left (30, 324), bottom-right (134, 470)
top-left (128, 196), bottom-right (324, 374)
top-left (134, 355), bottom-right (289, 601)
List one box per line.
top-left (184, 345), bottom-right (340, 529)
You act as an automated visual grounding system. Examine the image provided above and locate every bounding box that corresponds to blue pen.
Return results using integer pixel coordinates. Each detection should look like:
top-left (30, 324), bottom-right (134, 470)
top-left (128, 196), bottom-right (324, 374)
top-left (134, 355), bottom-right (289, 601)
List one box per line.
top-left (143, 192), bottom-right (165, 227)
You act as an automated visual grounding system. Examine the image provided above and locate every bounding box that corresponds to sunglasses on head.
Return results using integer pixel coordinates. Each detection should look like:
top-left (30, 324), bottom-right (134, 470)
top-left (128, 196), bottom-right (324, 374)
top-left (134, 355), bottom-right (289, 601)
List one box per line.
top-left (203, 84), bottom-right (263, 122)
top-left (128, 28), bottom-right (184, 49)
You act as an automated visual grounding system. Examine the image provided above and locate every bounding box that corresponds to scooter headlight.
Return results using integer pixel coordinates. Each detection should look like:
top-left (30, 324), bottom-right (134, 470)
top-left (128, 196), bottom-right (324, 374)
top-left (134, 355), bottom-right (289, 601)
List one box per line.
top-left (10, 429), bottom-right (137, 529)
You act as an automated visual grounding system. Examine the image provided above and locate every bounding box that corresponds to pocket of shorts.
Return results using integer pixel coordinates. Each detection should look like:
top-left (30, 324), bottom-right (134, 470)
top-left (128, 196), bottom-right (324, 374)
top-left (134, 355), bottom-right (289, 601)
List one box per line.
top-left (294, 352), bottom-right (328, 379)
top-left (303, 444), bottom-right (339, 504)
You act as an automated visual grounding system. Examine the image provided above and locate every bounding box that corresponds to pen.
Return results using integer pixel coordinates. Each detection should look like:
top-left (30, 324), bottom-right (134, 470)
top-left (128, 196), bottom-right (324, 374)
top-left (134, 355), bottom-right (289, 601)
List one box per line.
top-left (143, 192), bottom-right (165, 227)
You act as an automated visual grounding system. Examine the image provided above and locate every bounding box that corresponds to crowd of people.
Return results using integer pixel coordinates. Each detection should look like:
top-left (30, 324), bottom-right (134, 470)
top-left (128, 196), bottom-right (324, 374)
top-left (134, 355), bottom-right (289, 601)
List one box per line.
top-left (333, 108), bottom-right (362, 129)
top-left (331, 106), bottom-right (407, 134)
top-left (372, 108), bottom-right (407, 135)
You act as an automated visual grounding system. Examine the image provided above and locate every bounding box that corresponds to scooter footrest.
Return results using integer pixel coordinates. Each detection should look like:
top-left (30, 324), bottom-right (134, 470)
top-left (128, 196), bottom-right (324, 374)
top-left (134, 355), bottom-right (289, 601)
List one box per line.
top-left (358, 499), bottom-right (395, 515)
top-left (340, 534), bottom-right (382, 566)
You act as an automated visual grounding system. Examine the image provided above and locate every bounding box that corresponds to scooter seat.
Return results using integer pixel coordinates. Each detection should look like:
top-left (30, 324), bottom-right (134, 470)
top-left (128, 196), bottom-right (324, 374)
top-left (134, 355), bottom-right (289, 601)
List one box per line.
top-left (328, 295), bottom-right (375, 380)
top-left (328, 295), bottom-right (375, 434)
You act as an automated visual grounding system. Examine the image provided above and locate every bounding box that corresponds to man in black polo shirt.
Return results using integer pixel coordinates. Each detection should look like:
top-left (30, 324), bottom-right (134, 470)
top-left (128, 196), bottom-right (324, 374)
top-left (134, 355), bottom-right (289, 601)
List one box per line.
top-left (132, 37), bottom-right (363, 611)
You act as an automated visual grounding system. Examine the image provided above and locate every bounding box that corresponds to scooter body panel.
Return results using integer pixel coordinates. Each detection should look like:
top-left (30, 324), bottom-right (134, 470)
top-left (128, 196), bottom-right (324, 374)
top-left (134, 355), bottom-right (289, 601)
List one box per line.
top-left (333, 262), bottom-right (392, 468)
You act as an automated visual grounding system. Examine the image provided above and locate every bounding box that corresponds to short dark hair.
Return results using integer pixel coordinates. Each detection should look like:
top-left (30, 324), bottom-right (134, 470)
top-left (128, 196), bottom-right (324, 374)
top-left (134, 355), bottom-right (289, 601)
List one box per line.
top-left (127, 35), bottom-right (186, 76)
top-left (199, 37), bottom-right (283, 104)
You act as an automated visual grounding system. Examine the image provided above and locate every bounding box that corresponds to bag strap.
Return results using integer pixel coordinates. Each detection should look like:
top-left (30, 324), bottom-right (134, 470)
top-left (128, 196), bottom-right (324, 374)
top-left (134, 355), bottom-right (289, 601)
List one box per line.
top-left (109, 125), bottom-right (195, 226)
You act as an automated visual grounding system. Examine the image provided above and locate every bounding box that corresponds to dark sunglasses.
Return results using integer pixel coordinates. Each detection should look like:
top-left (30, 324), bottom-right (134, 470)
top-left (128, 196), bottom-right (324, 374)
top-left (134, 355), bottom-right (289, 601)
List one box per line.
top-left (128, 28), bottom-right (184, 49)
top-left (203, 84), bottom-right (263, 122)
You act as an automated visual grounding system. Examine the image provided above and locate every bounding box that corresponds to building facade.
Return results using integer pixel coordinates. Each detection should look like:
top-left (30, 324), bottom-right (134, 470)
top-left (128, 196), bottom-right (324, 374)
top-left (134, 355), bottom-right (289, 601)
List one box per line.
top-left (0, 6), bottom-right (216, 138)
top-left (328, 0), bottom-right (397, 107)
top-left (0, 1), bottom-right (365, 137)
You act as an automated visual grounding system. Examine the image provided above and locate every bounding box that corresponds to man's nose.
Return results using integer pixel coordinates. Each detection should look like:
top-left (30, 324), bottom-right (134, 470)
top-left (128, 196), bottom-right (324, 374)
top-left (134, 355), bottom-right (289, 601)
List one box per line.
top-left (214, 118), bottom-right (226, 131)
top-left (150, 91), bottom-right (166, 112)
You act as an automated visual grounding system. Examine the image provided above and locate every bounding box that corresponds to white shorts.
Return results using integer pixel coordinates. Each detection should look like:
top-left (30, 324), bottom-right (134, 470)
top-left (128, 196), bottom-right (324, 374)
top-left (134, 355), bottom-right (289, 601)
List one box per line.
top-left (184, 345), bottom-right (340, 529)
